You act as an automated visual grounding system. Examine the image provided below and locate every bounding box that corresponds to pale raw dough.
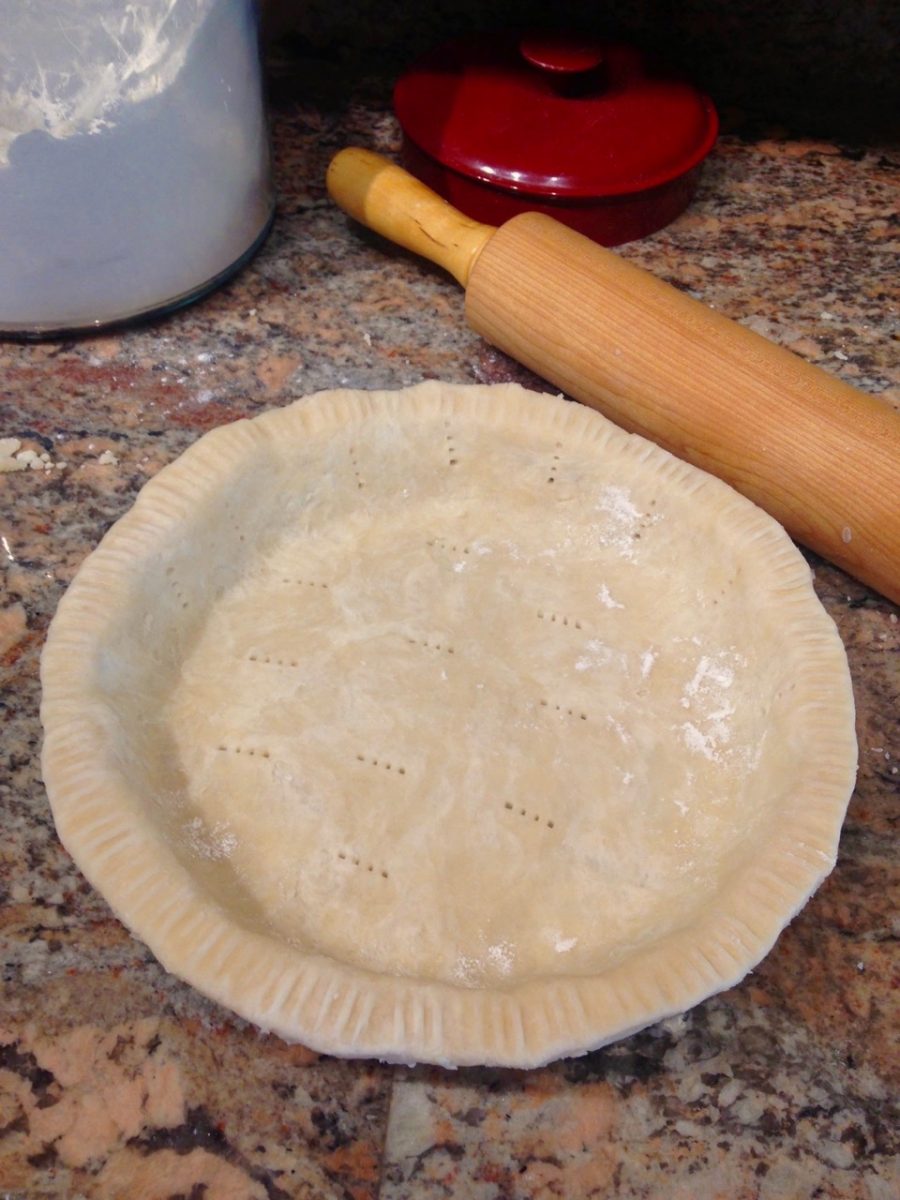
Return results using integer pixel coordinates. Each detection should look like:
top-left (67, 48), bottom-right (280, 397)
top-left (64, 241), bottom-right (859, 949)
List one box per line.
top-left (40, 382), bottom-right (857, 1066)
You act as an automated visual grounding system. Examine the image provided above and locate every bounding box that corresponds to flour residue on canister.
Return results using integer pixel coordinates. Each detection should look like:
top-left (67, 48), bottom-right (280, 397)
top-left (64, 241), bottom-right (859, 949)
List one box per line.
top-left (0, 0), bottom-right (272, 329)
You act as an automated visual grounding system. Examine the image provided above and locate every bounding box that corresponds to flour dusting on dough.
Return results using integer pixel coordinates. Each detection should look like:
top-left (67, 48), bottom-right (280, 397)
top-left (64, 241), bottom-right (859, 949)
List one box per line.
top-left (454, 943), bottom-right (516, 983)
top-left (575, 638), bottom-right (624, 673)
top-left (185, 816), bottom-right (237, 860)
top-left (606, 715), bottom-right (632, 745)
top-left (597, 583), bottom-right (624, 609)
top-left (453, 955), bottom-right (479, 984)
top-left (595, 485), bottom-right (643, 560)
top-left (681, 722), bottom-right (721, 761)
top-left (487, 941), bottom-right (515, 975)
top-left (678, 652), bottom-right (742, 763)
top-left (685, 656), bottom-right (735, 699)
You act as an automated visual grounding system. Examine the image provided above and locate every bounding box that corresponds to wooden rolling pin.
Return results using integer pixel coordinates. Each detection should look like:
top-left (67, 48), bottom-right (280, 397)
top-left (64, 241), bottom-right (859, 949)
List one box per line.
top-left (327, 147), bottom-right (900, 605)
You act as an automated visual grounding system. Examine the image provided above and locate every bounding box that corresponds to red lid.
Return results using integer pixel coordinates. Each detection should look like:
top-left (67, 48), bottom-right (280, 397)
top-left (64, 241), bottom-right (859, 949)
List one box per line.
top-left (394, 32), bottom-right (718, 200)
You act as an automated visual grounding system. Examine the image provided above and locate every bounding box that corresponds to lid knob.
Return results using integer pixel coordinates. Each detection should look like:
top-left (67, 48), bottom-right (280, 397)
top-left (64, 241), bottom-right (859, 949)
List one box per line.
top-left (518, 34), bottom-right (605, 75)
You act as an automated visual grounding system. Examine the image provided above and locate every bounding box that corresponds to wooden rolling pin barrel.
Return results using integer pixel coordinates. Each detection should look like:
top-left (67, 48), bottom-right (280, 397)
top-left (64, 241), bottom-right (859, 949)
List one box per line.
top-left (327, 147), bottom-right (900, 605)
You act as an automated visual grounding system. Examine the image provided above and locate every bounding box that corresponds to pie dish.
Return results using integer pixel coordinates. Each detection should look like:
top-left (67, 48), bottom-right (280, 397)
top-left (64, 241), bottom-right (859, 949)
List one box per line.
top-left (40, 381), bottom-right (857, 1067)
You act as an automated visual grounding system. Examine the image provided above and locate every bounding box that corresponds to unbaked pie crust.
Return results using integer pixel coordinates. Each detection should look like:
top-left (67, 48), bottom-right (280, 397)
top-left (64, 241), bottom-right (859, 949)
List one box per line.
top-left (41, 382), bottom-right (857, 1066)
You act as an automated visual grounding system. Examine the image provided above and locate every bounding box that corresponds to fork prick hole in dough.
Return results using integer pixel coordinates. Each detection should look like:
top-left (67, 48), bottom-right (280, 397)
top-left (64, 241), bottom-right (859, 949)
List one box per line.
top-left (539, 698), bottom-right (589, 723)
top-left (357, 754), bottom-right (408, 775)
top-left (503, 800), bottom-right (557, 830)
top-left (443, 421), bottom-right (459, 466)
top-left (278, 573), bottom-right (331, 588)
top-left (349, 446), bottom-right (365, 490)
top-left (245, 654), bottom-right (301, 669)
top-left (216, 743), bottom-right (271, 759)
top-left (427, 536), bottom-right (471, 555)
top-left (406, 635), bottom-right (456, 657)
top-left (338, 851), bottom-right (389, 880)
top-left (537, 610), bottom-right (583, 631)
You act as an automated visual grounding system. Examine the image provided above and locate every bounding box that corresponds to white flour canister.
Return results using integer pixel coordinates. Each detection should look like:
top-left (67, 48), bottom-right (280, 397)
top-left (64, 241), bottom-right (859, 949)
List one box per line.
top-left (0, 0), bottom-right (274, 337)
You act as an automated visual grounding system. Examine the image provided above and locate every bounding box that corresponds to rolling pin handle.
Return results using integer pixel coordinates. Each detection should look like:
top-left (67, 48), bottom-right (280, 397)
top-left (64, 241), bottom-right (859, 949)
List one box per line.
top-left (326, 147), bottom-right (496, 288)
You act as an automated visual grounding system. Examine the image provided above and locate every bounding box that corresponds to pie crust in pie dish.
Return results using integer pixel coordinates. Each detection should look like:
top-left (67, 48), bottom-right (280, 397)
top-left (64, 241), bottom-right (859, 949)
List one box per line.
top-left (40, 382), bottom-right (857, 1067)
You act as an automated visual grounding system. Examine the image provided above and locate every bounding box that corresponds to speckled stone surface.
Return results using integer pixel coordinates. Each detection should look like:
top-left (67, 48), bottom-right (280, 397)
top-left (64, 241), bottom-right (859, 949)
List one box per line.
top-left (1, 44), bottom-right (898, 1200)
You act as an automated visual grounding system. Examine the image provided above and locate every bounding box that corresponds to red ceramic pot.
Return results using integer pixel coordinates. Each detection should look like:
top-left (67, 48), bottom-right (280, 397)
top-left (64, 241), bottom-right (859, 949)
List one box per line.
top-left (394, 32), bottom-right (718, 246)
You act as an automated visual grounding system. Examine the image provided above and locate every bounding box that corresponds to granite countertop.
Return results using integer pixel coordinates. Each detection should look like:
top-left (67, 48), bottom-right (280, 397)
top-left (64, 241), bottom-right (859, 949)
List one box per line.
top-left (1, 47), bottom-right (898, 1200)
